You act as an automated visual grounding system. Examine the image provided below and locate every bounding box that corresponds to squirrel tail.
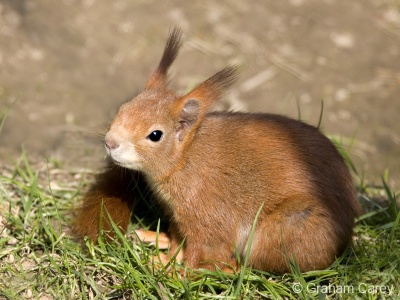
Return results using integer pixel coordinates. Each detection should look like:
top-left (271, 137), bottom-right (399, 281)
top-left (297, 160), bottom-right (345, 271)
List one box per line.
top-left (73, 160), bottom-right (141, 242)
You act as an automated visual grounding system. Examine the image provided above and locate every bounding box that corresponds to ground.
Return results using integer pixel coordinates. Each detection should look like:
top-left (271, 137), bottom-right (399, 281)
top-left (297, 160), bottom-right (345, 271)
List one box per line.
top-left (0, 0), bottom-right (399, 188)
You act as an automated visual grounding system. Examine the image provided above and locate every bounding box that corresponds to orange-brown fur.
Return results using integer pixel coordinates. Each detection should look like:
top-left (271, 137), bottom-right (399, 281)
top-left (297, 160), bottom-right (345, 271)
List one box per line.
top-left (74, 160), bottom-right (147, 241)
top-left (74, 28), bottom-right (362, 273)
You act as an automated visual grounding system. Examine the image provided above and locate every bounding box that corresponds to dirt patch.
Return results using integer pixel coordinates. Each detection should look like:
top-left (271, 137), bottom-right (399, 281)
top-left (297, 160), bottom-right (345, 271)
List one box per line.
top-left (0, 0), bottom-right (399, 187)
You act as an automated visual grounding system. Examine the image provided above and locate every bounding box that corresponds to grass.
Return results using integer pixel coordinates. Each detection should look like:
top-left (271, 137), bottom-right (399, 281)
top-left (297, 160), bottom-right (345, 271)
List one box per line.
top-left (0, 151), bottom-right (399, 300)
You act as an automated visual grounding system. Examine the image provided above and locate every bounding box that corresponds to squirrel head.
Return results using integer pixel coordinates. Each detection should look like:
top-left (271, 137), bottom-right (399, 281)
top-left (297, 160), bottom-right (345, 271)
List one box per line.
top-left (105, 28), bottom-right (238, 179)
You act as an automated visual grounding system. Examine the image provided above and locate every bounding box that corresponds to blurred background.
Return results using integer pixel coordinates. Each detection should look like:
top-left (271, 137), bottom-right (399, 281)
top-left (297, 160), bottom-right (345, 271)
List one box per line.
top-left (0, 0), bottom-right (399, 187)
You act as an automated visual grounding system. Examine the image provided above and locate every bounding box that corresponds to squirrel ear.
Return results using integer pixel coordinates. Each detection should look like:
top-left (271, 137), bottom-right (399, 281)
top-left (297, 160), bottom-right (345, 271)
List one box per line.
top-left (175, 99), bottom-right (200, 142)
top-left (183, 65), bottom-right (239, 109)
top-left (145, 27), bottom-right (183, 91)
top-left (173, 65), bottom-right (239, 142)
top-left (181, 99), bottom-right (200, 125)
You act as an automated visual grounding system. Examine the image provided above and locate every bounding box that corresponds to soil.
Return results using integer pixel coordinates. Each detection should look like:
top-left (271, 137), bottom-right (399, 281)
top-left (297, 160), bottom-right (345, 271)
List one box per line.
top-left (0, 0), bottom-right (399, 188)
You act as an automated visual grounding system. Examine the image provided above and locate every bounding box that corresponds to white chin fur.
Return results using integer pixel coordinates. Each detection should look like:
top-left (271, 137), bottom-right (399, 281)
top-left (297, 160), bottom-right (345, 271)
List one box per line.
top-left (106, 143), bottom-right (143, 170)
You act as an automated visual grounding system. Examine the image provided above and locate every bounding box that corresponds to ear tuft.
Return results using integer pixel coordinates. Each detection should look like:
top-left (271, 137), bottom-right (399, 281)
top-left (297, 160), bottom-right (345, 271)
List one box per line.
top-left (181, 65), bottom-right (239, 109)
top-left (202, 65), bottom-right (239, 98)
top-left (145, 27), bottom-right (183, 90)
top-left (191, 65), bottom-right (239, 106)
top-left (158, 27), bottom-right (183, 75)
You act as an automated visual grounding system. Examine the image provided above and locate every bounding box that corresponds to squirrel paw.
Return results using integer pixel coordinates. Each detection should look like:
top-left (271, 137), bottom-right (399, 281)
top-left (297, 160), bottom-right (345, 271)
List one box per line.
top-left (134, 229), bottom-right (170, 249)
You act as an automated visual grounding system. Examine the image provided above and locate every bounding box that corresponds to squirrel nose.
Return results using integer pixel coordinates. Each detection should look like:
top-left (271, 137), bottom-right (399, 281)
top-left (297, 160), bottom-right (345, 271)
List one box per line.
top-left (105, 135), bottom-right (120, 150)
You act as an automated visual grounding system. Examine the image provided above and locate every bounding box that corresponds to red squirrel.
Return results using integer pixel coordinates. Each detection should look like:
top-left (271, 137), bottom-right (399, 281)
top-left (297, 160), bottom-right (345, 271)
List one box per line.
top-left (74, 28), bottom-right (362, 273)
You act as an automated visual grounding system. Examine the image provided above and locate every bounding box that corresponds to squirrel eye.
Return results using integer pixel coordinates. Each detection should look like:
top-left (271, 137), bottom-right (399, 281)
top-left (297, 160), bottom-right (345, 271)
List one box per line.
top-left (147, 130), bottom-right (163, 142)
